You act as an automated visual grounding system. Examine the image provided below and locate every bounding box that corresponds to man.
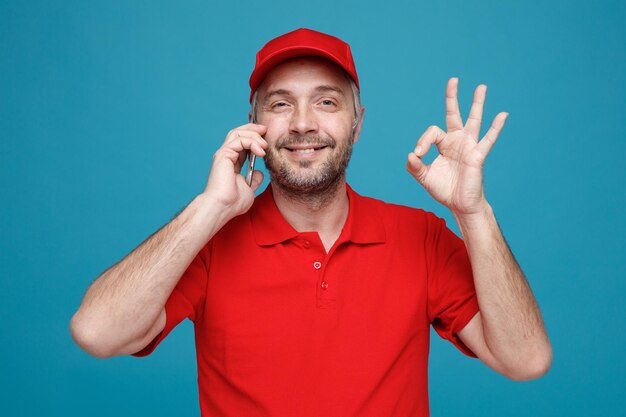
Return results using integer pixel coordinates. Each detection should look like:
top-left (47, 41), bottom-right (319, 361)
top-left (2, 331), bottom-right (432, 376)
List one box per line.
top-left (71, 28), bottom-right (552, 416)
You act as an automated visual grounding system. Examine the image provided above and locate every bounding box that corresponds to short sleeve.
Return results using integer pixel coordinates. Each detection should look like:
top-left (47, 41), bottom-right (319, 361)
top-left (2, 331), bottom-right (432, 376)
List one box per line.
top-left (426, 215), bottom-right (479, 357)
top-left (132, 243), bottom-right (210, 357)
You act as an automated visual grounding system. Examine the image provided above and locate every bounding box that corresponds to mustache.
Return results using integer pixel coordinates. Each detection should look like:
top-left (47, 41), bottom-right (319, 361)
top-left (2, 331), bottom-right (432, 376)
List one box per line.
top-left (275, 135), bottom-right (337, 149)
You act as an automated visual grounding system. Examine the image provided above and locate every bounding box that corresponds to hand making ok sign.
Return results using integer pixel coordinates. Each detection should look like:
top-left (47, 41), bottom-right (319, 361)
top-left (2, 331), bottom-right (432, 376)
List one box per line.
top-left (406, 78), bottom-right (509, 216)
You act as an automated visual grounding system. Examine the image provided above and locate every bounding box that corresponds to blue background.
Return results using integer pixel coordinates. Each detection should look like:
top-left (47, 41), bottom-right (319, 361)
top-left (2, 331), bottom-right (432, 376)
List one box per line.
top-left (1, 0), bottom-right (624, 415)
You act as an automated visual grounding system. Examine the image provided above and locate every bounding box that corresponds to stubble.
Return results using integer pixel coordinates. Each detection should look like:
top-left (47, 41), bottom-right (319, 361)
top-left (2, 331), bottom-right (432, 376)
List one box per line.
top-left (264, 134), bottom-right (353, 208)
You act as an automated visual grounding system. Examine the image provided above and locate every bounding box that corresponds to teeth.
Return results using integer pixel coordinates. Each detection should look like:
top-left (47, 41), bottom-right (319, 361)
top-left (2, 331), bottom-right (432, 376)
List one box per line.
top-left (287, 146), bottom-right (325, 153)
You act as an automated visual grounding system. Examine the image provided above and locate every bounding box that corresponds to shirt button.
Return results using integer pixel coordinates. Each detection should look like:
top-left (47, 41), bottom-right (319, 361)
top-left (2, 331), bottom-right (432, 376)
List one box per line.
top-left (321, 281), bottom-right (329, 290)
top-left (313, 261), bottom-right (322, 269)
top-left (303, 240), bottom-right (311, 249)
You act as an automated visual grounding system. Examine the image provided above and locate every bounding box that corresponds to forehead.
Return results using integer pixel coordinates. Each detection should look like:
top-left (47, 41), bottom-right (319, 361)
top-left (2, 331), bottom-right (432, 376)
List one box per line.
top-left (257, 57), bottom-right (352, 97)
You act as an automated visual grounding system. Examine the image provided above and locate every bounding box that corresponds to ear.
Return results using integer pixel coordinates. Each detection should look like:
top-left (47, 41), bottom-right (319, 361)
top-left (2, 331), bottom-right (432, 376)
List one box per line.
top-left (352, 106), bottom-right (366, 144)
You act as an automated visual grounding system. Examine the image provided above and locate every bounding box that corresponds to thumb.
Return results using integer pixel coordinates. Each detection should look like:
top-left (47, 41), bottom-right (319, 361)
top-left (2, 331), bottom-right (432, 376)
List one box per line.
top-left (406, 152), bottom-right (429, 184)
top-left (250, 170), bottom-right (265, 192)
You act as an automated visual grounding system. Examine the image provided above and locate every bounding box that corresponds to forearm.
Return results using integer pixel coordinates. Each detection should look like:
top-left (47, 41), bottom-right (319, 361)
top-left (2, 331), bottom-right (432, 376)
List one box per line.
top-left (71, 193), bottom-right (231, 357)
top-left (454, 203), bottom-right (552, 376)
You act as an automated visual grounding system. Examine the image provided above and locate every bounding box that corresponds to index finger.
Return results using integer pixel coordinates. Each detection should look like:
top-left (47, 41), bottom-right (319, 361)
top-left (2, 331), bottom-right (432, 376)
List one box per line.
top-left (235, 123), bottom-right (267, 134)
top-left (445, 77), bottom-right (463, 132)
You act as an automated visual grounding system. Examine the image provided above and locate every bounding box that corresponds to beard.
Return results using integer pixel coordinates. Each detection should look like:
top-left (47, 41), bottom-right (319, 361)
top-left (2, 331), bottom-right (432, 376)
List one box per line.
top-left (264, 133), bottom-right (353, 201)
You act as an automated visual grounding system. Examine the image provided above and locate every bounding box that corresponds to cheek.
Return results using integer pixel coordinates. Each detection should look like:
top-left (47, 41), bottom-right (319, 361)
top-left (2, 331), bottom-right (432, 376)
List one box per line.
top-left (261, 117), bottom-right (289, 143)
top-left (330, 123), bottom-right (353, 142)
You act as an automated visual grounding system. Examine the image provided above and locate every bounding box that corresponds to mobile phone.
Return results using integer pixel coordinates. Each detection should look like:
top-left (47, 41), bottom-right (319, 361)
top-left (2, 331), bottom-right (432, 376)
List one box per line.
top-left (245, 153), bottom-right (256, 186)
top-left (245, 114), bottom-right (259, 186)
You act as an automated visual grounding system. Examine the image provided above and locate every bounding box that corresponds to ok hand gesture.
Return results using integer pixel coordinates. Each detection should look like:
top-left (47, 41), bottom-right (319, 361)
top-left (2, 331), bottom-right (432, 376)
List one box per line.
top-left (406, 78), bottom-right (508, 216)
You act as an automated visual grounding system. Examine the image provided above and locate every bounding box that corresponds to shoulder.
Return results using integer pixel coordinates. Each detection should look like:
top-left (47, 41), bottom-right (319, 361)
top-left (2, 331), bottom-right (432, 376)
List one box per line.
top-left (354, 191), bottom-right (441, 228)
top-left (348, 188), bottom-right (449, 250)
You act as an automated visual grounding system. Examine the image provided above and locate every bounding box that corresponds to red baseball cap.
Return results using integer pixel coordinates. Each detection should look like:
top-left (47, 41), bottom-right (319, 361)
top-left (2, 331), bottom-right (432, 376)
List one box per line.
top-left (249, 28), bottom-right (359, 102)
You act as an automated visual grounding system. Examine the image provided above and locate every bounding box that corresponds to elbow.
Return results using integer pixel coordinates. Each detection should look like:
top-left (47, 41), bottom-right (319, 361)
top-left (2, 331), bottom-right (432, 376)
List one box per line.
top-left (506, 344), bottom-right (553, 382)
top-left (70, 312), bottom-right (117, 359)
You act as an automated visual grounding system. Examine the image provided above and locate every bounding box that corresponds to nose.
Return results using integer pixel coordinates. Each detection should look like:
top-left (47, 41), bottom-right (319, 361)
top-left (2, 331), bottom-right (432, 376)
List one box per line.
top-left (288, 104), bottom-right (318, 136)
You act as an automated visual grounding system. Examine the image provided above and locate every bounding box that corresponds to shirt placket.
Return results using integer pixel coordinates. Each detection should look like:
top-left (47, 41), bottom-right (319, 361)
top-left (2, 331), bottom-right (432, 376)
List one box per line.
top-left (299, 233), bottom-right (337, 309)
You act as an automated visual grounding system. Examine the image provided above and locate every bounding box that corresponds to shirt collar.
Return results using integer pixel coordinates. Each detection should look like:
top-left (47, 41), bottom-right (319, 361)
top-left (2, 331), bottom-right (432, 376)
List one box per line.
top-left (343, 183), bottom-right (387, 244)
top-left (250, 183), bottom-right (386, 246)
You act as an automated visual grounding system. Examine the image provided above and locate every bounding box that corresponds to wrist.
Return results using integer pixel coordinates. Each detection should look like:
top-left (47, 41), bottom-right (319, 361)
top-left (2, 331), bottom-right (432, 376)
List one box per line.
top-left (190, 193), bottom-right (236, 233)
top-left (452, 200), bottom-right (494, 232)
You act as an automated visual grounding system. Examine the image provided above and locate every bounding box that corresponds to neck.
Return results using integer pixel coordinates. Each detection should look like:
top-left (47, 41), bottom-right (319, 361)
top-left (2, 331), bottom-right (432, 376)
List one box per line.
top-left (271, 179), bottom-right (349, 252)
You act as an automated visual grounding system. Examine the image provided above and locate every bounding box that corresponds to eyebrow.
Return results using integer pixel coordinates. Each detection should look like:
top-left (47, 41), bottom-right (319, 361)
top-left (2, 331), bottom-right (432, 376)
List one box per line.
top-left (314, 85), bottom-right (346, 96)
top-left (262, 85), bottom-right (346, 105)
top-left (263, 89), bottom-right (292, 104)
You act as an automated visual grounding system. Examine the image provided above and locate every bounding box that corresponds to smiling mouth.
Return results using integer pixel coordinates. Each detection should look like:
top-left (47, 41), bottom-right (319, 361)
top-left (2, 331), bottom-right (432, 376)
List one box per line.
top-left (284, 146), bottom-right (328, 154)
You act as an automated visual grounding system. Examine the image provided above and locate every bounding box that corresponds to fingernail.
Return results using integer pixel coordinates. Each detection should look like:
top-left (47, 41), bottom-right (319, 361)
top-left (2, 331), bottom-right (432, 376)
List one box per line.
top-left (415, 145), bottom-right (422, 155)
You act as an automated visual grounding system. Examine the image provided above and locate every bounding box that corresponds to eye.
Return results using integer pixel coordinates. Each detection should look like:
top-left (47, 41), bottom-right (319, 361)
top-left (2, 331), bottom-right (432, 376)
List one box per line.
top-left (269, 101), bottom-right (291, 112)
top-left (320, 99), bottom-right (336, 106)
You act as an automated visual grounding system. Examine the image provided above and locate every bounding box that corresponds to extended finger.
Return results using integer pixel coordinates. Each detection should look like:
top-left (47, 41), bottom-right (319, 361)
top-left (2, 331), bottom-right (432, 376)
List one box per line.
top-left (406, 152), bottom-right (429, 185)
top-left (445, 78), bottom-right (464, 132)
top-left (476, 112), bottom-right (508, 157)
top-left (413, 125), bottom-right (447, 157)
top-left (465, 84), bottom-right (487, 140)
